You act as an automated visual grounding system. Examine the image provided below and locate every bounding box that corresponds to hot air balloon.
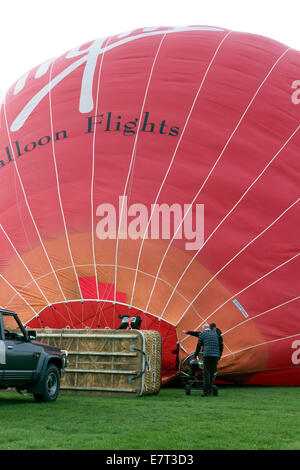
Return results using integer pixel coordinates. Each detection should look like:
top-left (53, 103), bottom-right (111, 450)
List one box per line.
top-left (0, 26), bottom-right (299, 386)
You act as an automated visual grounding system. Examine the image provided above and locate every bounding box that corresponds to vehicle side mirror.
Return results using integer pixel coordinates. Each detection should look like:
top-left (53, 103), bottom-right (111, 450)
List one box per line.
top-left (27, 330), bottom-right (37, 340)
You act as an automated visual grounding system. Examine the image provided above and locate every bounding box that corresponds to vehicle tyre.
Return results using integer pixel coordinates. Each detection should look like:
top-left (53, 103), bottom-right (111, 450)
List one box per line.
top-left (34, 364), bottom-right (60, 402)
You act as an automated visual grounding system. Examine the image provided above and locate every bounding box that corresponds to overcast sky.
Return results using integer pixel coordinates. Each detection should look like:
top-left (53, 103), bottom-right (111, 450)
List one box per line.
top-left (1, 0), bottom-right (300, 95)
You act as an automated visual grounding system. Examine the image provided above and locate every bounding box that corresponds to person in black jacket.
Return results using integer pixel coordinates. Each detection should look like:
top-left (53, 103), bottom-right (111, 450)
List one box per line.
top-left (209, 323), bottom-right (223, 358)
top-left (183, 323), bottom-right (223, 358)
top-left (183, 323), bottom-right (222, 396)
top-left (195, 324), bottom-right (220, 396)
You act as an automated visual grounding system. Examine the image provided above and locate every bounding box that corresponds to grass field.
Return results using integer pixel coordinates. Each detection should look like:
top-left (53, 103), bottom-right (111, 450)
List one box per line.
top-left (0, 386), bottom-right (299, 450)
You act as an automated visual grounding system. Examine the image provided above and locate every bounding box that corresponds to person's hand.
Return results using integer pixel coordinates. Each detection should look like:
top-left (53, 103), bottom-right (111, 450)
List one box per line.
top-left (182, 330), bottom-right (187, 334)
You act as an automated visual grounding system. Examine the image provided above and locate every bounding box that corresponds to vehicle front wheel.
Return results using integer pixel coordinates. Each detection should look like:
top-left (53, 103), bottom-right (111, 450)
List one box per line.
top-left (34, 365), bottom-right (60, 403)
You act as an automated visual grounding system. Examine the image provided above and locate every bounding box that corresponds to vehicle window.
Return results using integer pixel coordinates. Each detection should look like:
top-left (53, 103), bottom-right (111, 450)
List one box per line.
top-left (3, 315), bottom-right (25, 341)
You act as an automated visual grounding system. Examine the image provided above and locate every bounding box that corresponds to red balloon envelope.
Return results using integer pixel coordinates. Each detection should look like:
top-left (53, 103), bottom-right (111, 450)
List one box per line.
top-left (0, 26), bottom-right (299, 385)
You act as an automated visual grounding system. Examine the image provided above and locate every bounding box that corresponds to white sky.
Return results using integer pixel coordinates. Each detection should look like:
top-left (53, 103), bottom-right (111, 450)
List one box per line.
top-left (0, 0), bottom-right (300, 95)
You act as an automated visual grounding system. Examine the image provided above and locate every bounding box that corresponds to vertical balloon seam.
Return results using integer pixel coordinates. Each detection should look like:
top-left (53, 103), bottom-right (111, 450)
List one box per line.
top-left (95, 41), bottom-right (119, 310)
top-left (159, 47), bottom-right (292, 321)
top-left (2, 86), bottom-right (50, 295)
top-left (48, 60), bottom-right (83, 300)
top-left (176, 197), bottom-right (300, 327)
top-left (2, 95), bottom-right (67, 303)
top-left (222, 332), bottom-right (300, 361)
top-left (174, 124), bottom-right (300, 326)
top-left (0, 224), bottom-right (50, 304)
top-left (132, 30), bottom-right (233, 309)
top-left (223, 295), bottom-right (300, 336)
top-left (180, 251), bottom-right (300, 342)
top-left (145, 47), bottom-right (291, 314)
top-left (114, 31), bottom-right (169, 304)
top-left (0, 271), bottom-right (37, 315)
top-left (12, 157), bottom-right (47, 288)
top-left (91, 36), bottom-right (112, 302)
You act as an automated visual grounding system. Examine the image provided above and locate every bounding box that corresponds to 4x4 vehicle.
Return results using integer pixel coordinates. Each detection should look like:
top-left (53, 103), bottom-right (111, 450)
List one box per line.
top-left (0, 308), bottom-right (68, 402)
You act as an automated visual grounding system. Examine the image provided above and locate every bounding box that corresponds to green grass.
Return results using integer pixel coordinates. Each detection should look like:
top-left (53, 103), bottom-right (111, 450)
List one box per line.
top-left (0, 386), bottom-right (299, 450)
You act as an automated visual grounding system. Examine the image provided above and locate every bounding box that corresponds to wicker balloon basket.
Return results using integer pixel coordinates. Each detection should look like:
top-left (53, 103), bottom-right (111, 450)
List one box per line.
top-left (35, 329), bottom-right (162, 396)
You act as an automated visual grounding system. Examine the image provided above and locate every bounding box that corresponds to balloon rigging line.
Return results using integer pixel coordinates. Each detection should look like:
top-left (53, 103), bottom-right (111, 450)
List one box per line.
top-left (114, 30), bottom-right (169, 303)
top-left (4, 33), bottom-right (290, 328)
top-left (3, 96), bottom-right (67, 302)
top-left (180, 296), bottom-right (300, 356)
top-left (221, 332), bottom-right (300, 360)
top-left (64, 301), bottom-right (83, 326)
top-left (0, 224), bottom-right (50, 305)
top-left (90, 301), bottom-right (103, 329)
top-left (12, 143), bottom-right (46, 285)
top-left (130, 30), bottom-right (233, 308)
top-left (164, 120), bottom-right (299, 322)
top-left (5, 87), bottom-right (299, 330)
top-left (5, 262), bottom-right (204, 322)
top-left (94, 282), bottom-right (115, 325)
top-left (91, 37), bottom-right (112, 301)
top-left (95, 302), bottom-right (114, 329)
top-left (175, 196), bottom-right (300, 327)
top-left (24, 297), bottom-right (174, 327)
top-left (6, 77), bottom-right (52, 298)
top-left (222, 295), bottom-right (300, 336)
top-left (144, 47), bottom-right (291, 313)
top-left (49, 304), bottom-right (75, 328)
top-left (179, 251), bottom-right (300, 335)
top-left (221, 364), bottom-right (300, 377)
top-left (0, 271), bottom-right (37, 315)
top-left (48, 61), bottom-right (83, 301)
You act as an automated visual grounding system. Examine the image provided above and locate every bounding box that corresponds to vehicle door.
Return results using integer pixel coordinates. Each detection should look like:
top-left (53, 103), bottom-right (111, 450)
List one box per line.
top-left (0, 316), bottom-right (5, 381)
top-left (2, 313), bottom-right (37, 385)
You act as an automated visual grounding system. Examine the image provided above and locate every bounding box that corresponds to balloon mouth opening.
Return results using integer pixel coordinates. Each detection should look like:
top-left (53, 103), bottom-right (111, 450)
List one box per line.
top-left (26, 299), bottom-right (180, 381)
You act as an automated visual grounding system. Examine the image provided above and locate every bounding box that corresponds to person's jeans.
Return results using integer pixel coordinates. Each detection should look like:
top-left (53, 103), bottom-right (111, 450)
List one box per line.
top-left (203, 356), bottom-right (219, 395)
